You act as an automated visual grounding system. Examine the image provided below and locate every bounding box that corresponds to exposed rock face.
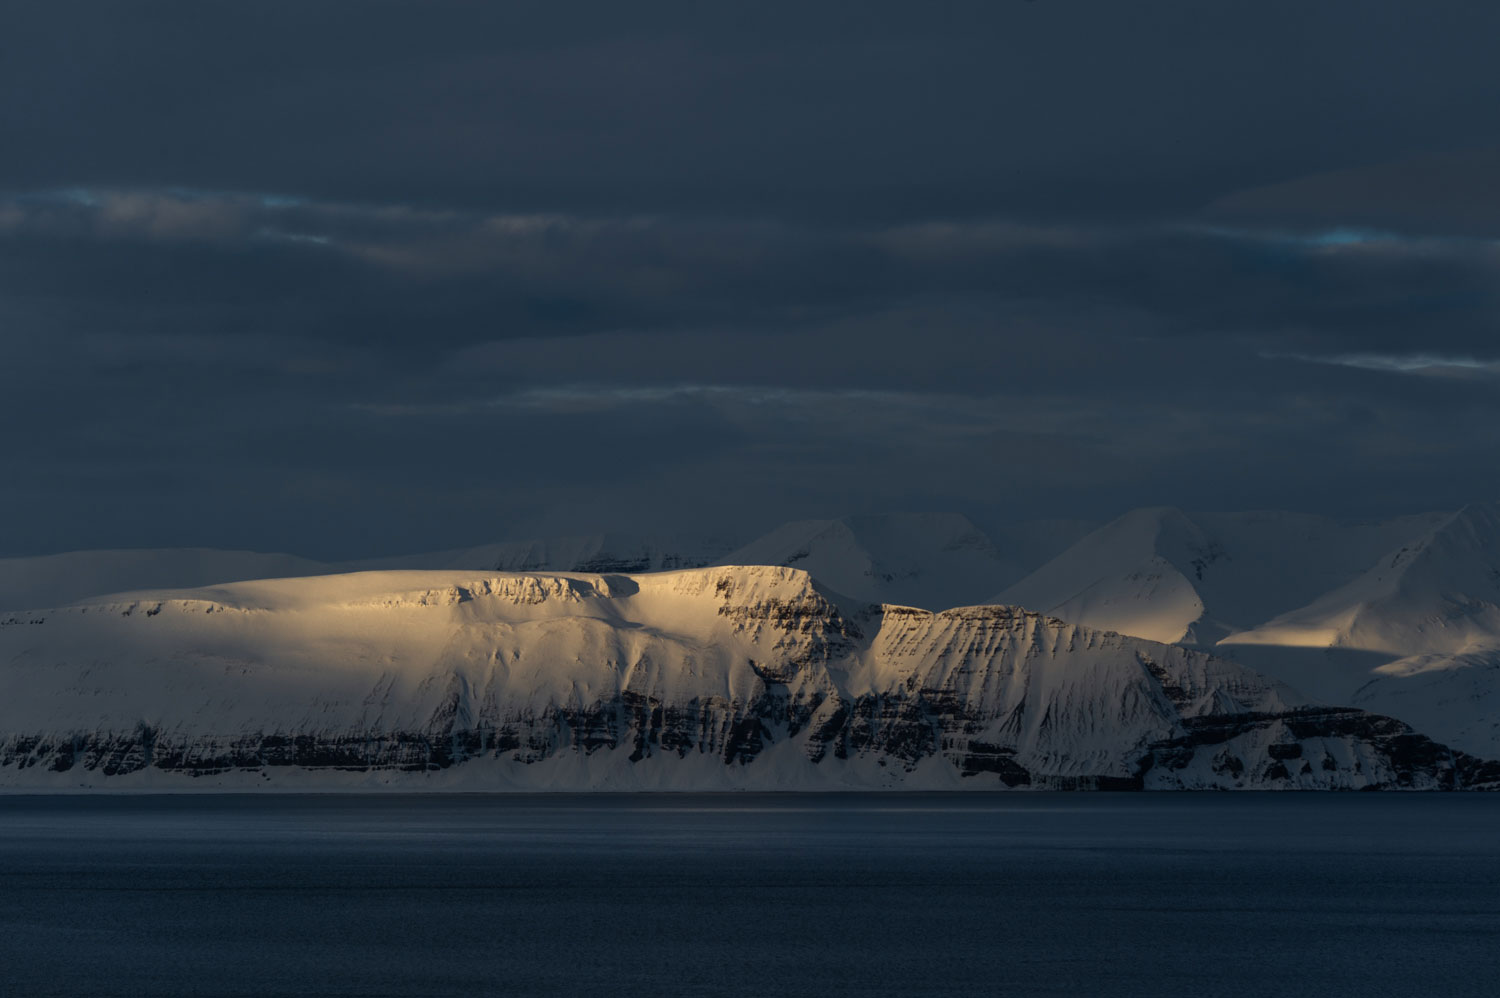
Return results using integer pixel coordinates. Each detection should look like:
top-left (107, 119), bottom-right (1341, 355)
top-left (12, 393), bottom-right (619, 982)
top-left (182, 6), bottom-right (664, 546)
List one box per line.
top-left (1, 567), bottom-right (1494, 790)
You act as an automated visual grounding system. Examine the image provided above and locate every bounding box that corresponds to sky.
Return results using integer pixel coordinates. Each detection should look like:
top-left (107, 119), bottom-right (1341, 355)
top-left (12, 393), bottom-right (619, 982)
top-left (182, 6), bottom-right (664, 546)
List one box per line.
top-left (3, 1), bottom-right (1499, 559)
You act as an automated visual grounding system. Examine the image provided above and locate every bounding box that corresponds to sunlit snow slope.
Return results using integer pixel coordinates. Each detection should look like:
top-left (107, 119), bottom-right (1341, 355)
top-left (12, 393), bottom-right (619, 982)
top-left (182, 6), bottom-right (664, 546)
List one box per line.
top-left (2, 566), bottom-right (1491, 790)
top-left (1222, 504), bottom-right (1500, 756)
top-left (0, 514), bottom-right (1088, 618)
top-left (997, 507), bottom-right (1446, 645)
top-left (0, 535), bottom-right (741, 614)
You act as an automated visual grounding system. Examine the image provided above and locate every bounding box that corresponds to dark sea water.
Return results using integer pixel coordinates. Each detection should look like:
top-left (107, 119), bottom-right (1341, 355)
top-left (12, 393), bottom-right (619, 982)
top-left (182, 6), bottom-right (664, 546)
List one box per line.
top-left (1, 793), bottom-right (1497, 997)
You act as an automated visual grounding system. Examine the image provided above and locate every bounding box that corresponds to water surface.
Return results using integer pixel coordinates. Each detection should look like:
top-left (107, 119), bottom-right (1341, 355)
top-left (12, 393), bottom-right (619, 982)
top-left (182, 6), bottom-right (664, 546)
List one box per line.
top-left (2, 793), bottom-right (1496, 997)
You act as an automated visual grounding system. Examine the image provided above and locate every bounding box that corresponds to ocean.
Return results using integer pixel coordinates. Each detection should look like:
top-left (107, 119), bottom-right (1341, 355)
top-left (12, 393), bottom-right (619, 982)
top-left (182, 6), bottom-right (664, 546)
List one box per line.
top-left (2, 793), bottom-right (1496, 997)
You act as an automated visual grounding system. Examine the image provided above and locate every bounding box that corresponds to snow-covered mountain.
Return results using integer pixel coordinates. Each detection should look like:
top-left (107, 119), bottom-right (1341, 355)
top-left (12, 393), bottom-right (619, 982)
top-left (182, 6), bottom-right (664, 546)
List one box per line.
top-left (2, 566), bottom-right (1491, 790)
top-left (1221, 503), bottom-right (1500, 756)
top-left (0, 514), bottom-right (1080, 617)
top-left (996, 507), bottom-right (1446, 645)
top-left (716, 513), bottom-right (1088, 610)
top-left (6, 507), bottom-right (1496, 770)
top-left (985, 503), bottom-right (1500, 758)
top-left (0, 535), bottom-right (739, 614)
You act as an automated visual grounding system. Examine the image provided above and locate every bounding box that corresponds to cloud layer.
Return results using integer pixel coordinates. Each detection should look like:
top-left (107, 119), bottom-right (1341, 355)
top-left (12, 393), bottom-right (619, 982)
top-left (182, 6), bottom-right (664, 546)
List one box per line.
top-left (3, 2), bottom-right (1498, 557)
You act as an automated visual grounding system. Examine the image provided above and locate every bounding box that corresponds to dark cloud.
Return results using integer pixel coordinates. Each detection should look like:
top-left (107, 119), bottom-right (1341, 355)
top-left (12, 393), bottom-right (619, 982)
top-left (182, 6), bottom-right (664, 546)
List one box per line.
top-left (1, 1), bottom-right (1498, 557)
top-left (1204, 150), bottom-right (1500, 238)
top-left (7, 2), bottom-right (1500, 219)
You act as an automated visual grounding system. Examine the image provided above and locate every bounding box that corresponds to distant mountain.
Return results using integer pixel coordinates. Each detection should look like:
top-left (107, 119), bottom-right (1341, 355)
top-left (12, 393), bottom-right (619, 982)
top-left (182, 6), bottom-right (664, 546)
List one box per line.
top-left (1225, 504), bottom-right (1500, 656)
top-left (2, 566), bottom-right (1491, 790)
top-left (1222, 503), bottom-right (1500, 756)
top-left (985, 503), bottom-right (1500, 758)
top-left (717, 512), bottom-right (1090, 610)
top-left (995, 507), bottom-right (1446, 645)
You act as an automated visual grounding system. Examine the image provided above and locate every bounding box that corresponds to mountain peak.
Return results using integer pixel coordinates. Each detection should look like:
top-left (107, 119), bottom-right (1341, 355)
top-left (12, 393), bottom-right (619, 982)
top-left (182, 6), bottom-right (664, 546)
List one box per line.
top-left (6, 563), bottom-right (1486, 791)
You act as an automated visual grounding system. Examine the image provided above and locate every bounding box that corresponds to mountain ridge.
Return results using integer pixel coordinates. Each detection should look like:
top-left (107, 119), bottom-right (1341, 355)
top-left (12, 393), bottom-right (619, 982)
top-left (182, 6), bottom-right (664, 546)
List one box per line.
top-left (995, 506), bottom-right (1450, 645)
top-left (3, 565), bottom-right (1493, 791)
top-left (1221, 502), bottom-right (1500, 756)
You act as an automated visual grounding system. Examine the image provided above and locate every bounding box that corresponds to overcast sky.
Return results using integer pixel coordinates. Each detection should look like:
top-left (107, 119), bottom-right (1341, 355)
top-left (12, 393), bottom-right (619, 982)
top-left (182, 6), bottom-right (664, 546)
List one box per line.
top-left (3, 1), bottom-right (1499, 558)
